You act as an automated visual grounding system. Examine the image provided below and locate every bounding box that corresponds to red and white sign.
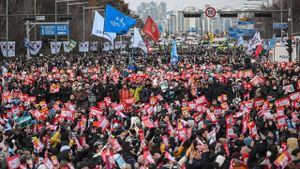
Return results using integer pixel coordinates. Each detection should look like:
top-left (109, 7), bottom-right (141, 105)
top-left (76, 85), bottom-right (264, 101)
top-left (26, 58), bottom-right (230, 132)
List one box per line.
top-left (205, 7), bottom-right (217, 18)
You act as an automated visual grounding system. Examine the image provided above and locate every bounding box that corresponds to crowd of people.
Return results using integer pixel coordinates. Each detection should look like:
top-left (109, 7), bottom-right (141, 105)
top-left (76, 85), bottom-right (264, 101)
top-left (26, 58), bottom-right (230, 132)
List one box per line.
top-left (0, 51), bottom-right (299, 169)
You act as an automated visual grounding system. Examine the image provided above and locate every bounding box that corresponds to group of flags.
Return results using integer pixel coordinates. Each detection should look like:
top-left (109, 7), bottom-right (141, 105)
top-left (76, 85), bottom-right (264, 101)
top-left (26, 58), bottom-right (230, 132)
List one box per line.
top-left (90, 4), bottom-right (180, 64)
top-left (92, 4), bottom-right (161, 51)
top-left (23, 4), bottom-right (179, 65)
top-left (237, 31), bottom-right (276, 57)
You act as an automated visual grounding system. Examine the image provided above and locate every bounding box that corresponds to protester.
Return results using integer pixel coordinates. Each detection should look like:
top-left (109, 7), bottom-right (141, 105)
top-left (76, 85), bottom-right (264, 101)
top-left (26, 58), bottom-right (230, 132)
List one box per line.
top-left (0, 52), bottom-right (299, 169)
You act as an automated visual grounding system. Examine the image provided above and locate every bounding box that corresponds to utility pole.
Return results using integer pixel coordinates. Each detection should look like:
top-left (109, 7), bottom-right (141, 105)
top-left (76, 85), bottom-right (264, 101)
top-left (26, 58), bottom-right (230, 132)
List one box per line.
top-left (34, 0), bottom-right (37, 40)
top-left (6, 0), bottom-right (8, 57)
top-left (280, 0), bottom-right (283, 38)
top-left (55, 0), bottom-right (58, 45)
top-left (288, 0), bottom-right (293, 61)
top-left (26, 21), bottom-right (31, 58)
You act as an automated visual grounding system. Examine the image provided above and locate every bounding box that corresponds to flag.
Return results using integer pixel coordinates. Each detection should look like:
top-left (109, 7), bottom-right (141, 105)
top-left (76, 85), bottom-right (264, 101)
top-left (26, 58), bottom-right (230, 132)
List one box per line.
top-left (0, 41), bottom-right (15, 57)
top-left (30, 41), bottom-right (42, 55)
top-left (143, 16), bottom-right (160, 42)
top-left (50, 42), bottom-right (62, 54)
top-left (247, 31), bottom-right (261, 51)
top-left (209, 33), bottom-right (214, 44)
top-left (104, 4), bottom-right (136, 34)
top-left (171, 40), bottom-right (179, 65)
top-left (90, 41), bottom-right (98, 52)
top-left (24, 38), bottom-right (35, 51)
top-left (237, 36), bottom-right (244, 47)
top-left (79, 42), bottom-right (89, 52)
top-left (158, 25), bottom-right (163, 33)
top-left (63, 41), bottom-right (70, 53)
top-left (92, 11), bottom-right (116, 44)
top-left (268, 34), bottom-right (276, 50)
top-left (255, 44), bottom-right (262, 57)
top-left (132, 27), bottom-right (147, 53)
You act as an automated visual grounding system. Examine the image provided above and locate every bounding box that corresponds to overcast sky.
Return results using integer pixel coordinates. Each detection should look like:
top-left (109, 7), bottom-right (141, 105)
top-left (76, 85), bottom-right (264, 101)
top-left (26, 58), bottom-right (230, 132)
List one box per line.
top-left (124, 0), bottom-right (250, 11)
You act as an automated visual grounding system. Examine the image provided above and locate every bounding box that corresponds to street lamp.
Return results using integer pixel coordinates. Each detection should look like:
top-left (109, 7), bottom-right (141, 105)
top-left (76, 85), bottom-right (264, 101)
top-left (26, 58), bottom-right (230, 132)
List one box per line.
top-left (82, 6), bottom-right (105, 42)
top-left (82, 6), bottom-right (105, 56)
top-left (55, 0), bottom-right (89, 42)
top-left (5, 0), bottom-right (8, 57)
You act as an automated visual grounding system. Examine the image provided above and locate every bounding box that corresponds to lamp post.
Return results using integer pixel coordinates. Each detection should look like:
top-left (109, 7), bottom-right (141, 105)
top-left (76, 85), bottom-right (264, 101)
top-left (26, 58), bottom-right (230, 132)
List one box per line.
top-left (6, 0), bottom-right (8, 57)
top-left (55, 0), bottom-right (88, 42)
top-left (82, 6), bottom-right (104, 56)
top-left (82, 6), bottom-right (105, 42)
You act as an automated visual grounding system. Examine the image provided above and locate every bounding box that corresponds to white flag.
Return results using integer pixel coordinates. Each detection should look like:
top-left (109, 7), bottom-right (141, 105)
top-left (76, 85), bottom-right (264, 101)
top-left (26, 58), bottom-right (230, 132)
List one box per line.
top-left (132, 27), bottom-right (147, 53)
top-left (0, 41), bottom-right (15, 57)
top-left (79, 42), bottom-right (89, 52)
top-left (30, 41), bottom-right (42, 55)
top-left (91, 11), bottom-right (116, 44)
top-left (247, 32), bottom-right (261, 51)
top-left (63, 41), bottom-right (70, 53)
top-left (90, 41), bottom-right (98, 52)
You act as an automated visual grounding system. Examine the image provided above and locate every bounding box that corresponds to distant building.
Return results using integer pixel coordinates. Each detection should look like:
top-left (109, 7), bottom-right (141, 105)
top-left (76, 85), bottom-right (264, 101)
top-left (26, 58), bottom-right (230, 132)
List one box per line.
top-left (136, 1), bottom-right (167, 31)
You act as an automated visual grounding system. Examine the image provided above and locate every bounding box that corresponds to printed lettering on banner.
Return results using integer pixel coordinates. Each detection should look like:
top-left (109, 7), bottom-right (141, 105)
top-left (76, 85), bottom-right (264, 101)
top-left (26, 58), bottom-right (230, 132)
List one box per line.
top-left (277, 115), bottom-right (287, 128)
top-left (6, 155), bottom-right (21, 169)
top-left (99, 116), bottom-right (110, 133)
top-left (194, 96), bottom-right (207, 105)
top-left (109, 139), bottom-right (122, 152)
top-left (275, 97), bottom-right (290, 107)
top-left (90, 106), bottom-right (103, 117)
top-left (289, 92), bottom-right (300, 100)
top-left (226, 126), bottom-right (235, 138)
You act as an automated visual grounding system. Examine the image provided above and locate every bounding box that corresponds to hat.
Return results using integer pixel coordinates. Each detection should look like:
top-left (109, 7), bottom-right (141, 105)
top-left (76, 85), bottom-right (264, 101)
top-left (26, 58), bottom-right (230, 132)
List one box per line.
top-left (60, 145), bottom-right (70, 152)
top-left (93, 141), bottom-right (103, 147)
top-left (287, 137), bottom-right (299, 152)
top-left (243, 137), bottom-right (253, 146)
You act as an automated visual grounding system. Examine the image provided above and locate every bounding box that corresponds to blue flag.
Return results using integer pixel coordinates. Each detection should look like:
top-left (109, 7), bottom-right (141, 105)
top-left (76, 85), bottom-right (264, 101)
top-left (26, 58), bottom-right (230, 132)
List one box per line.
top-left (24, 38), bottom-right (34, 51)
top-left (237, 36), bottom-right (244, 47)
top-left (171, 40), bottom-right (179, 65)
top-left (268, 34), bottom-right (276, 50)
top-left (104, 4), bottom-right (136, 34)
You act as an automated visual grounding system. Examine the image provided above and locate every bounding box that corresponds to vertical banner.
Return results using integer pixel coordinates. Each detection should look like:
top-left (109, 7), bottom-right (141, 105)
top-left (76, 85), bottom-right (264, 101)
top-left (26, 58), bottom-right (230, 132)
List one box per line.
top-left (0, 41), bottom-right (15, 57)
top-left (50, 42), bottom-right (62, 54)
top-left (30, 41), bottom-right (42, 55)
top-left (103, 42), bottom-right (110, 51)
top-left (79, 42), bottom-right (89, 52)
top-left (63, 41), bottom-right (70, 53)
top-left (90, 41), bottom-right (98, 52)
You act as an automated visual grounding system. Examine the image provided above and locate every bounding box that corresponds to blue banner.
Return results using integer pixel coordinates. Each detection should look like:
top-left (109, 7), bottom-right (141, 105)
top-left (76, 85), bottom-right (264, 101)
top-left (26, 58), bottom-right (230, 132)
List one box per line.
top-left (237, 20), bottom-right (255, 25)
top-left (229, 28), bottom-right (257, 38)
top-left (40, 24), bottom-right (69, 36)
top-left (272, 23), bottom-right (288, 29)
top-left (104, 4), bottom-right (136, 34)
top-left (171, 40), bottom-right (179, 65)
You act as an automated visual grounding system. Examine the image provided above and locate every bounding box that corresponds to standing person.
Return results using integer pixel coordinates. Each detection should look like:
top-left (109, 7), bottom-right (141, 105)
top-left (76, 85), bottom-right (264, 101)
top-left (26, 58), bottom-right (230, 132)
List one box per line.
top-left (120, 83), bottom-right (133, 103)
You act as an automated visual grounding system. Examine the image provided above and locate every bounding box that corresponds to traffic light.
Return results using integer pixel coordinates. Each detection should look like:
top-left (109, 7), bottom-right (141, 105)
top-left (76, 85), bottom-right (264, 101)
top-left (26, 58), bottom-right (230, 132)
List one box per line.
top-left (286, 39), bottom-right (293, 55)
top-left (22, 16), bottom-right (36, 21)
top-left (220, 13), bottom-right (238, 18)
top-left (254, 12), bottom-right (272, 17)
top-left (58, 15), bottom-right (73, 20)
top-left (183, 13), bottom-right (201, 18)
